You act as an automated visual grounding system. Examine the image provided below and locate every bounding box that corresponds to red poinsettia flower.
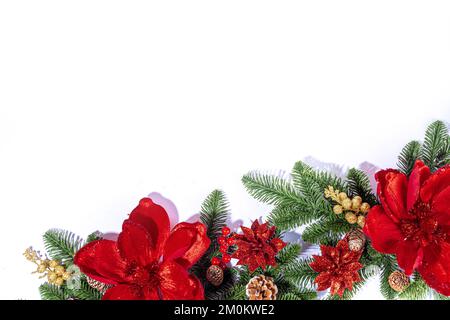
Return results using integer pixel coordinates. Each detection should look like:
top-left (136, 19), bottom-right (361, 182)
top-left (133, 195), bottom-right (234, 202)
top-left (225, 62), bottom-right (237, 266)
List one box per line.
top-left (74, 198), bottom-right (210, 300)
top-left (364, 160), bottom-right (450, 296)
top-left (232, 220), bottom-right (286, 272)
top-left (310, 239), bottom-right (363, 297)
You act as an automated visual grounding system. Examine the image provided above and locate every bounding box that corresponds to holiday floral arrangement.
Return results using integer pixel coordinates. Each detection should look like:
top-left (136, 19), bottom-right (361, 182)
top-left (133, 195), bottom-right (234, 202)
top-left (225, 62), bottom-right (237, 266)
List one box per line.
top-left (25, 121), bottom-right (450, 300)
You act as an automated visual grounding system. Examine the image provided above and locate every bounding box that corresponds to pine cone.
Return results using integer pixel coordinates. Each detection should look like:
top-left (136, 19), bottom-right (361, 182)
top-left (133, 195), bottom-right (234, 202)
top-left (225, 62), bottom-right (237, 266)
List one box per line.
top-left (206, 265), bottom-right (224, 287)
top-left (388, 271), bottom-right (410, 292)
top-left (347, 229), bottom-right (366, 252)
top-left (246, 275), bottom-right (278, 300)
top-left (86, 276), bottom-right (112, 294)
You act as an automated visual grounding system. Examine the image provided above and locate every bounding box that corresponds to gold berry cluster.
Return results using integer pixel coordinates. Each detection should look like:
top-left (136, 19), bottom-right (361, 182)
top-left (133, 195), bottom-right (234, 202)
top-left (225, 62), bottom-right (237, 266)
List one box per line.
top-left (23, 247), bottom-right (72, 286)
top-left (324, 186), bottom-right (370, 227)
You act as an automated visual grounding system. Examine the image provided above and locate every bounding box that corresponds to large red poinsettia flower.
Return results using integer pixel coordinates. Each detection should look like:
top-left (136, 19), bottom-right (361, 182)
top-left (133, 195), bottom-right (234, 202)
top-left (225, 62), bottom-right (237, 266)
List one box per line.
top-left (232, 220), bottom-right (286, 272)
top-left (74, 198), bottom-right (210, 300)
top-left (364, 160), bottom-right (450, 296)
top-left (310, 239), bottom-right (363, 297)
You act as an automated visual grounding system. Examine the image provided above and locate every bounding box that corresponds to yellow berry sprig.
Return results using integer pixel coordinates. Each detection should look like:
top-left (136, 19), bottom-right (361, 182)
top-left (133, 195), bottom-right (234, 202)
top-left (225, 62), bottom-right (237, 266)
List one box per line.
top-left (23, 247), bottom-right (73, 286)
top-left (324, 186), bottom-right (370, 227)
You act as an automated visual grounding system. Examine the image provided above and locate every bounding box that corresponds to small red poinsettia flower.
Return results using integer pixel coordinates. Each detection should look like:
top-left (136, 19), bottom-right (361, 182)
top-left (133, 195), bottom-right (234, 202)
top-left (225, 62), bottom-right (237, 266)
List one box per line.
top-left (310, 239), bottom-right (363, 297)
top-left (232, 220), bottom-right (286, 272)
top-left (364, 160), bottom-right (450, 296)
top-left (74, 198), bottom-right (210, 300)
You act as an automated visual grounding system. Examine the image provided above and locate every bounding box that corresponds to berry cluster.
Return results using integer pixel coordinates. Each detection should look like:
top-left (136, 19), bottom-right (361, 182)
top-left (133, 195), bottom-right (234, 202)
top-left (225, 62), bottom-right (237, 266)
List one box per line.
top-left (324, 186), bottom-right (371, 227)
top-left (211, 226), bottom-right (235, 269)
top-left (23, 247), bottom-right (73, 286)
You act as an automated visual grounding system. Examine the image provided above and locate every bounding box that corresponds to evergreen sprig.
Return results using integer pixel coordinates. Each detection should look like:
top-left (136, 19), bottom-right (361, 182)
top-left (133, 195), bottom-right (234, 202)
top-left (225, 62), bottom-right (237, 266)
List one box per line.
top-left (43, 229), bottom-right (84, 263)
top-left (200, 189), bottom-right (229, 245)
top-left (398, 273), bottom-right (429, 300)
top-left (39, 283), bottom-right (68, 300)
top-left (397, 140), bottom-right (421, 175)
top-left (379, 255), bottom-right (399, 300)
top-left (346, 168), bottom-right (378, 206)
top-left (420, 120), bottom-right (449, 172)
top-left (191, 190), bottom-right (236, 300)
top-left (242, 172), bottom-right (301, 206)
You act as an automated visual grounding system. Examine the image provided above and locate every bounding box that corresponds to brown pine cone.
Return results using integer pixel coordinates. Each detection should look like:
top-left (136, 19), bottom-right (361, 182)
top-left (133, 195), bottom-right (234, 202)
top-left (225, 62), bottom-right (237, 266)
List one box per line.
top-left (388, 271), bottom-right (410, 292)
top-left (206, 265), bottom-right (224, 287)
top-left (246, 275), bottom-right (278, 300)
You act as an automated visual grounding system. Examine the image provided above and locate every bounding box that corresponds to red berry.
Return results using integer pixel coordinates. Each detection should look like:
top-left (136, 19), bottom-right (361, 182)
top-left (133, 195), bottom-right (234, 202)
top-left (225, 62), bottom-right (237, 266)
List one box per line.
top-left (222, 227), bottom-right (231, 236)
top-left (211, 257), bottom-right (221, 265)
top-left (227, 237), bottom-right (235, 245)
top-left (222, 254), bottom-right (231, 263)
top-left (219, 262), bottom-right (227, 270)
top-left (219, 245), bottom-right (228, 254)
top-left (218, 236), bottom-right (227, 246)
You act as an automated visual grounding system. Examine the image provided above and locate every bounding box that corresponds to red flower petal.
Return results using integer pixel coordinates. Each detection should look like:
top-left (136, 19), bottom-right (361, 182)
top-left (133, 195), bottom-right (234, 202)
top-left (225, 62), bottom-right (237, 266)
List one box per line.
top-left (158, 261), bottom-right (205, 300)
top-left (102, 284), bottom-right (145, 300)
top-left (407, 160), bottom-right (431, 211)
top-left (251, 220), bottom-right (260, 232)
top-left (117, 219), bottom-right (156, 266)
top-left (432, 186), bottom-right (450, 227)
top-left (129, 198), bottom-right (170, 258)
top-left (310, 255), bottom-right (333, 272)
top-left (74, 240), bottom-right (128, 285)
top-left (418, 242), bottom-right (450, 296)
top-left (315, 271), bottom-right (332, 287)
top-left (163, 222), bottom-right (210, 268)
top-left (395, 240), bottom-right (421, 275)
top-left (345, 262), bottom-right (363, 273)
top-left (241, 226), bottom-right (255, 240)
top-left (375, 169), bottom-right (408, 222)
top-left (363, 205), bottom-right (403, 254)
top-left (421, 165), bottom-right (450, 203)
top-left (188, 275), bottom-right (205, 300)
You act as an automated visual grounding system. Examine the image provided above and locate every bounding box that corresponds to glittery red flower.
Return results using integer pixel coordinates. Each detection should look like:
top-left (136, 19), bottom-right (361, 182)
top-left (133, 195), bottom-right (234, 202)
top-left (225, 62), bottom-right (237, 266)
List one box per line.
top-left (310, 239), bottom-right (363, 297)
top-left (231, 220), bottom-right (286, 272)
top-left (74, 198), bottom-right (210, 300)
top-left (364, 160), bottom-right (450, 296)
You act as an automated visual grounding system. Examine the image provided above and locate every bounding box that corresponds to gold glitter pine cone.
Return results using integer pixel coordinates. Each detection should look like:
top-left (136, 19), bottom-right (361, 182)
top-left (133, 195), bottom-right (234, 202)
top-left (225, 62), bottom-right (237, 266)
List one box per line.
top-left (206, 265), bottom-right (224, 287)
top-left (347, 229), bottom-right (366, 252)
top-left (246, 275), bottom-right (278, 300)
top-left (388, 271), bottom-right (410, 292)
top-left (87, 276), bottom-right (112, 294)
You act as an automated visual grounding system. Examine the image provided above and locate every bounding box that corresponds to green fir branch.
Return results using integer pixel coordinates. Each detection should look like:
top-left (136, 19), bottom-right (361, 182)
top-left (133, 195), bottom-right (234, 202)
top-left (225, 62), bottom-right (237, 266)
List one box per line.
top-left (379, 255), bottom-right (399, 300)
top-left (268, 203), bottom-right (310, 231)
top-left (292, 161), bottom-right (347, 194)
top-left (346, 168), bottom-right (378, 206)
top-left (398, 273), bottom-right (429, 300)
top-left (39, 283), bottom-right (69, 300)
top-left (276, 243), bottom-right (301, 266)
top-left (432, 290), bottom-right (450, 300)
top-left (43, 229), bottom-right (84, 263)
top-left (200, 189), bottom-right (229, 244)
top-left (242, 172), bottom-right (301, 205)
top-left (283, 258), bottom-right (317, 290)
top-left (86, 231), bottom-right (103, 244)
top-left (397, 140), bottom-right (421, 175)
top-left (224, 284), bottom-right (247, 300)
top-left (301, 217), bottom-right (351, 246)
top-left (420, 120), bottom-right (449, 172)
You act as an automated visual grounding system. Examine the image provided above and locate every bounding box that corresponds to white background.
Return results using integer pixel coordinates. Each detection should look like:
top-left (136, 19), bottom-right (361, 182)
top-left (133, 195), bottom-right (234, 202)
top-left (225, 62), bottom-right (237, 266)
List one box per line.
top-left (1, 1), bottom-right (449, 300)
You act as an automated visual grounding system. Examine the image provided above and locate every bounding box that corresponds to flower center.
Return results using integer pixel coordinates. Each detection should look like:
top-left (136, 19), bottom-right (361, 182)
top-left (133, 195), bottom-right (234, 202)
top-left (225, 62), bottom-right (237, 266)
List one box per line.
top-left (125, 261), bottom-right (161, 288)
top-left (400, 202), bottom-right (444, 246)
